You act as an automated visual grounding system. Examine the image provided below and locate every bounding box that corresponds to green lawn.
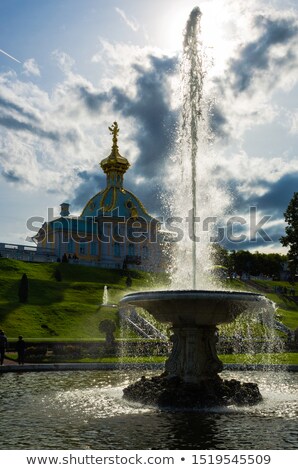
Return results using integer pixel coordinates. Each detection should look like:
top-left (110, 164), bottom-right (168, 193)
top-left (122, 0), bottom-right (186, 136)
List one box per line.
top-left (6, 352), bottom-right (298, 365)
top-left (0, 259), bottom-right (297, 347)
top-left (245, 280), bottom-right (298, 330)
top-left (219, 352), bottom-right (298, 365)
top-left (0, 258), bottom-right (168, 339)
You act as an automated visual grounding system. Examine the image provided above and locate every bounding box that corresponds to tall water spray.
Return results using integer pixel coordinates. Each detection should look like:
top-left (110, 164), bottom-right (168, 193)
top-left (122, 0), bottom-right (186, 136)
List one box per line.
top-left (182, 7), bottom-right (204, 290)
top-left (168, 7), bottom-right (230, 290)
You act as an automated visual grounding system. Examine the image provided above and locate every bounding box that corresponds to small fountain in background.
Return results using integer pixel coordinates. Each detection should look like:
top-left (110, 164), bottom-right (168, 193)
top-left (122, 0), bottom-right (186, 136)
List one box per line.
top-left (103, 285), bottom-right (109, 305)
top-left (119, 7), bottom-right (272, 408)
top-left (99, 285), bottom-right (117, 308)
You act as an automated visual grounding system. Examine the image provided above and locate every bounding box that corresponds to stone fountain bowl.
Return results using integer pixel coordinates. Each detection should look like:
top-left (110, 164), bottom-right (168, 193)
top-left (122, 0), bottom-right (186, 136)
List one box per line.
top-left (120, 289), bottom-right (265, 407)
top-left (119, 290), bottom-right (264, 326)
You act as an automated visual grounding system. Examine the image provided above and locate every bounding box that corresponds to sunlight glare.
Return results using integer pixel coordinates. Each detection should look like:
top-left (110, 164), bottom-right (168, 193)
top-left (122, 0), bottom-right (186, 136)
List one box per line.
top-left (159, 1), bottom-right (237, 77)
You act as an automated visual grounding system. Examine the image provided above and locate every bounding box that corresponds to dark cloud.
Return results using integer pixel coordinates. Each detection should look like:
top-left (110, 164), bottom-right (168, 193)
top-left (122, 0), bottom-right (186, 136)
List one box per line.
top-left (222, 223), bottom-right (285, 252)
top-left (230, 15), bottom-right (298, 92)
top-left (0, 114), bottom-right (79, 143)
top-left (209, 104), bottom-right (229, 139)
top-left (72, 53), bottom-right (178, 215)
top-left (224, 172), bottom-right (298, 217)
top-left (1, 168), bottom-right (24, 183)
top-left (111, 54), bottom-right (178, 178)
top-left (77, 86), bottom-right (109, 113)
top-left (71, 170), bottom-right (106, 210)
top-left (255, 171), bottom-right (298, 215)
top-left (214, 171), bottom-right (298, 252)
top-left (0, 95), bottom-right (39, 122)
top-left (75, 54), bottom-right (178, 178)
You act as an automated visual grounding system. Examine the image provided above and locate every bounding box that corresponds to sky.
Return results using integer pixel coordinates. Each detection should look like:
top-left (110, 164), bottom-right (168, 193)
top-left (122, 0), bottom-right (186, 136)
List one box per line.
top-left (0, 0), bottom-right (297, 254)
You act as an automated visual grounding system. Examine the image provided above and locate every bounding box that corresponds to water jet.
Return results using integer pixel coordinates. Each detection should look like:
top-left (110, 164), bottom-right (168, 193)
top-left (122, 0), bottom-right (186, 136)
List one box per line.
top-left (99, 285), bottom-right (117, 308)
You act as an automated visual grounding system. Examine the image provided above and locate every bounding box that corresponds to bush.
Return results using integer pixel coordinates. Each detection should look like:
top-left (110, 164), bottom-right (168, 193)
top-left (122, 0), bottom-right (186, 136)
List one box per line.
top-left (18, 273), bottom-right (29, 303)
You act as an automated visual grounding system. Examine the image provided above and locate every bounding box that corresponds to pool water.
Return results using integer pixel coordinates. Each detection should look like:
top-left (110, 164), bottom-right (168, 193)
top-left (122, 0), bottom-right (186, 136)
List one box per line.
top-left (0, 370), bottom-right (297, 449)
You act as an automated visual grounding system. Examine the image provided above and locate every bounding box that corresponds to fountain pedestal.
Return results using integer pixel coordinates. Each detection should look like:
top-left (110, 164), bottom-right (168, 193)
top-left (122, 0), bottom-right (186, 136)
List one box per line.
top-left (120, 290), bottom-right (264, 408)
top-left (165, 326), bottom-right (223, 383)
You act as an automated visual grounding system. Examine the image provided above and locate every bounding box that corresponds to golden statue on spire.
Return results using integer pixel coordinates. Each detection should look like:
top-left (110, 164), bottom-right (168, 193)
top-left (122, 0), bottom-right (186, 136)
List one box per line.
top-left (100, 122), bottom-right (130, 184)
top-left (108, 121), bottom-right (119, 148)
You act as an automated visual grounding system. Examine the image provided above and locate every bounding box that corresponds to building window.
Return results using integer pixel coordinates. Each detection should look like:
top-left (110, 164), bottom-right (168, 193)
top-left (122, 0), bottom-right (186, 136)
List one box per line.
top-left (114, 243), bottom-right (121, 257)
top-left (79, 243), bottom-right (87, 255)
top-left (91, 242), bottom-right (98, 256)
top-left (142, 245), bottom-right (149, 259)
top-left (68, 239), bottom-right (74, 253)
top-left (113, 224), bottom-right (120, 241)
top-left (128, 243), bottom-right (135, 256)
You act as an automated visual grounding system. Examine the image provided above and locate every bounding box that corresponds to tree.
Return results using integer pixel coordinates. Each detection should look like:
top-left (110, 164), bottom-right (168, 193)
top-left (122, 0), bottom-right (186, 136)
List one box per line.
top-left (126, 275), bottom-right (132, 288)
top-left (280, 192), bottom-right (298, 279)
top-left (99, 319), bottom-right (116, 345)
top-left (53, 267), bottom-right (62, 282)
top-left (18, 273), bottom-right (29, 303)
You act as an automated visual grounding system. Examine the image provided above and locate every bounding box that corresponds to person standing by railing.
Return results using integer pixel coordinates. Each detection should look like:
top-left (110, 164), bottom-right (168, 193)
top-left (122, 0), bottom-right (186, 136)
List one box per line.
top-left (15, 335), bottom-right (26, 365)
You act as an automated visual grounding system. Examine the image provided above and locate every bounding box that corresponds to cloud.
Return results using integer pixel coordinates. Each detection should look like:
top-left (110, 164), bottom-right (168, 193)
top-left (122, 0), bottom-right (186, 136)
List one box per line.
top-left (51, 49), bottom-right (75, 74)
top-left (111, 55), bottom-right (178, 177)
top-left (0, 44), bottom-right (177, 208)
top-left (0, 95), bottom-right (39, 122)
top-left (255, 172), bottom-right (298, 215)
top-left (1, 168), bottom-right (23, 183)
top-left (77, 85), bottom-right (109, 113)
top-left (71, 52), bottom-right (178, 213)
top-left (229, 14), bottom-right (298, 93)
top-left (22, 58), bottom-right (41, 77)
top-left (209, 103), bottom-right (229, 139)
top-left (0, 114), bottom-right (71, 142)
top-left (209, 9), bottom-right (298, 144)
top-left (71, 170), bottom-right (105, 210)
top-left (115, 7), bottom-right (139, 32)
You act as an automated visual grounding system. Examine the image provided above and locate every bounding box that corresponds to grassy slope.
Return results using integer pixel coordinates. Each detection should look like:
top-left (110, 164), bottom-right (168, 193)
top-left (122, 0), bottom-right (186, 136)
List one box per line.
top-left (0, 258), bottom-right (168, 339)
top-left (0, 258), bottom-right (297, 341)
top-left (246, 280), bottom-right (298, 330)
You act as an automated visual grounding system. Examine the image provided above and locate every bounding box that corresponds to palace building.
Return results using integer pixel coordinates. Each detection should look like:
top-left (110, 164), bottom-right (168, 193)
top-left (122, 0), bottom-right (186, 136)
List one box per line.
top-left (33, 122), bottom-right (167, 271)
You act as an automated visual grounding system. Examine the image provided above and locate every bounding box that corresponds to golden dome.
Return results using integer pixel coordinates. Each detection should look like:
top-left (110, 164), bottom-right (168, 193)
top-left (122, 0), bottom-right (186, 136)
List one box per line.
top-left (100, 122), bottom-right (130, 186)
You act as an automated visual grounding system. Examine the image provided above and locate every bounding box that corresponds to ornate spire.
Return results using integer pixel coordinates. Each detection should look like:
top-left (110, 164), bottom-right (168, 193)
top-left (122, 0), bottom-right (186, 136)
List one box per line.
top-left (100, 122), bottom-right (130, 188)
top-left (108, 121), bottom-right (120, 156)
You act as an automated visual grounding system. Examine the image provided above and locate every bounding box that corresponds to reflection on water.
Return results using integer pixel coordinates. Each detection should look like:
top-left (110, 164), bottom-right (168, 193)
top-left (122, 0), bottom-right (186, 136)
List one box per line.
top-left (0, 370), bottom-right (297, 449)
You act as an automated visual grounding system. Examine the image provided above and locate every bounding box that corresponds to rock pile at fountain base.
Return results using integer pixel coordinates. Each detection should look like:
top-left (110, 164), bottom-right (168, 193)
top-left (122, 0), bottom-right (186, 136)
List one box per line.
top-left (123, 373), bottom-right (262, 408)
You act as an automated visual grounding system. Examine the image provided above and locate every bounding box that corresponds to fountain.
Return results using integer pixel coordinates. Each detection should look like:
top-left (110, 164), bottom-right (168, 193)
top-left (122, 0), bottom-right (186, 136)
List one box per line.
top-left (103, 285), bottom-right (109, 305)
top-left (0, 9), bottom-right (296, 453)
top-left (120, 290), bottom-right (263, 407)
top-left (99, 285), bottom-right (117, 308)
top-left (119, 7), bottom-right (266, 408)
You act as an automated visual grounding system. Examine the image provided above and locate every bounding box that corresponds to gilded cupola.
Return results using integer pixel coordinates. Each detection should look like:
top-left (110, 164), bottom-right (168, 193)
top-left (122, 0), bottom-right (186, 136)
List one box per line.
top-left (100, 122), bottom-right (130, 188)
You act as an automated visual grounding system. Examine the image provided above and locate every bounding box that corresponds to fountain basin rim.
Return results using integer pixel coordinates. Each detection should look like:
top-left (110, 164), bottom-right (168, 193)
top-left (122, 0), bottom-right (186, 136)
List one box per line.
top-left (120, 289), bottom-right (263, 304)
